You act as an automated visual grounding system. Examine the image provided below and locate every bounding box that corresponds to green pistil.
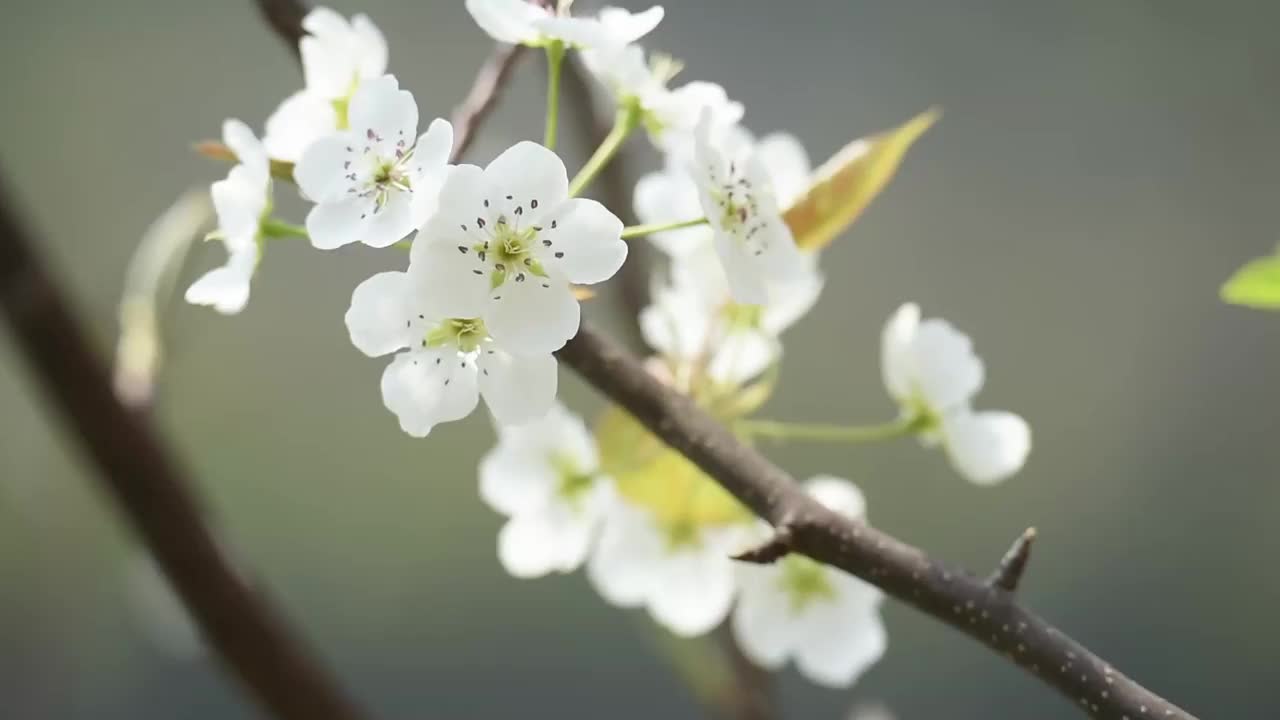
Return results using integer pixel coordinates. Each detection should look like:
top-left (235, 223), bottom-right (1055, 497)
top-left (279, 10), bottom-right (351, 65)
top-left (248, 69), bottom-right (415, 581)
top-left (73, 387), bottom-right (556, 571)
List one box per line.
top-left (663, 517), bottom-right (701, 550)
top-left (722, 302), bottom-right (763, 330)
top-left (486, 223), bottom-right (548, 289)
top-left (425, 317), bottom-right (487, 352)
top-left (778, 555), bottom-right (836, 611)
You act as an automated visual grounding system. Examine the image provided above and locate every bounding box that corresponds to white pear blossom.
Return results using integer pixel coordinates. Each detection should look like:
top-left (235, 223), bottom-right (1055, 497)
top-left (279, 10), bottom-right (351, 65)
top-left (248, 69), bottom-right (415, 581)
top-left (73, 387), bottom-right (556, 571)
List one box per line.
top-left (732, 476), bottom-right (887, 688)
top-left (185, 119), bottom-right (269, 315)
top-left (581, 44), bottom-right (742, 153)
top-left (690, 113), bottom-right (808, 304)
top-left (412, 142), bottom-right (627, 355)
top-left (263, 7), bottom-right (388, 162)
top-left (637, 128), bottom-right (810, 259)
top-left (466, 0), bottom-right (663, 49)
top-left (479, 403), bottom-right (615, 578)
top-left (295, 76), bottom-right (453, 250)
top-left (641, 244), bottom-right (822, 386)
top-left (345, 269), bottom-right (557, 437)
top-left (881, 303), bottom-right (1031, 485)
top-left (588, 501), bottom-right (751, 637)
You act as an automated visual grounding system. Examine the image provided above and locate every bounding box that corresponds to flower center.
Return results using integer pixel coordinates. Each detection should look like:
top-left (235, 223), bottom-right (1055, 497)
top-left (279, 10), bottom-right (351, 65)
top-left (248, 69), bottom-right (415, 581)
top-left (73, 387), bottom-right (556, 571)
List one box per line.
top-left (467, 214), bottom-right (551, 290)
top-left (721, 301), bottom-right (763, 330)
top-left (551, 452), bottom-right (598, 510)
top-left (777, 555), bottom-right (836, 612)
top-left (425, 317), bottom-right (488, 353)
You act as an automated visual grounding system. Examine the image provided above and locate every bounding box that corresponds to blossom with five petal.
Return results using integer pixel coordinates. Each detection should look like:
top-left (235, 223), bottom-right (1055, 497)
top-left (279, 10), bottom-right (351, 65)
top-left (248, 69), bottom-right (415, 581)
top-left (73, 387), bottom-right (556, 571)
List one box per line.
top-left (881, 303), bottom-right (1032, 485)
top-left (345, 269), bottom-right (557, 437)
top-left (263, 7), bottom-right (389, 162)
top-left (731, 475), bottom-right (887, 687)
top-left (690, 113), bottom-right (808, 304)
top-left (412, 141), bottom-right (627, 355)
top-left (479, 403), bottom-right (615, 578)
top-left (185, 119), bottom-right (270, 315)
top-left (640, 244), bottom-right (823, 387)
top-left (588, 500), bottom-right (751, 637)
top-left (581, 44), bottom-right (742, 153)
top-left (466, 0), bottom-right (663, 49)
top-left (295, 76), bottom-right (453, 250)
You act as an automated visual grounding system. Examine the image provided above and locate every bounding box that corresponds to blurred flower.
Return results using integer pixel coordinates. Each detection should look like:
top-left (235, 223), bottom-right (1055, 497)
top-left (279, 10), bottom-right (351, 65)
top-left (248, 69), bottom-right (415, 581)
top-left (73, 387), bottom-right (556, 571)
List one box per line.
top-left (640, 244), bottom-right (823, 387)
top-left (581, 44), bottom-right (742, 152)
top-left (263, 7), bottom-right (388, 162)
top-left (732, 476), bottom-right (886, 687)
top-left (411, 141), bottom-right (626, 354)
top-left (466, 0), bottom-right (663, 49)
top-left (345, 270), bottom-right (557, 437)
top-left (881, 303), bottom-right (1031, 484)
top-left (588, 500), bottom-right (751, 637)
top-left (479, 403), bottom-right (615, 577)
top-left (185, 119), bottom-right (269, 315)
top-left (295, 76), bottom-right (453, 250)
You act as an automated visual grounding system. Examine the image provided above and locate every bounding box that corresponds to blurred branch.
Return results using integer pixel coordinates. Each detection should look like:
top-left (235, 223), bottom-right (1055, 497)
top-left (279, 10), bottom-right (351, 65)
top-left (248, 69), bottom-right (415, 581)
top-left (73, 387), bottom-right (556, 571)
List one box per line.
top-left (448, 43), bottom-right (527, 164)
top-left (0, 176), bottom-right (373, 720)
top-left (717, 627), bottom-right (778, 720)
top-left (255, 0), bottom-right (307, 57)
top-left (556, 325), bottom-right (1199, 720)
top-left (988, 527), bottom-right (1037, 593)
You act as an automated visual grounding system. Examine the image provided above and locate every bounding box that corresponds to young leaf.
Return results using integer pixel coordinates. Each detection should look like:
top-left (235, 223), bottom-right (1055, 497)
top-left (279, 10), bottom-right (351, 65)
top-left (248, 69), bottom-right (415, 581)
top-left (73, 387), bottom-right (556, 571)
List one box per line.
top-left (1221, 255), bottom-right (1280, 310)
top-left (783, 108), bottom-right (939, 251)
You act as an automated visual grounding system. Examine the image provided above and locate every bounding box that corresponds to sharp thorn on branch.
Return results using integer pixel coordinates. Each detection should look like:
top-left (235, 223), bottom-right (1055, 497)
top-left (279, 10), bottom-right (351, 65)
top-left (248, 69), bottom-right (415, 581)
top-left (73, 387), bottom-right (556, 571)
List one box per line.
top-left (733, 522), bottom-right (796, 564)
top-left (988, 527), bottom-right (1037, 592)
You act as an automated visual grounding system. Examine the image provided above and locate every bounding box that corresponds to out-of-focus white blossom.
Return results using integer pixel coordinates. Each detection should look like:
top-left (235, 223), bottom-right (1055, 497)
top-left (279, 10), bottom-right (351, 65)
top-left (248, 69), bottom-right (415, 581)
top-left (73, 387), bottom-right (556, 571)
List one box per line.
top-left (466, 0), bottom-right (663, 49)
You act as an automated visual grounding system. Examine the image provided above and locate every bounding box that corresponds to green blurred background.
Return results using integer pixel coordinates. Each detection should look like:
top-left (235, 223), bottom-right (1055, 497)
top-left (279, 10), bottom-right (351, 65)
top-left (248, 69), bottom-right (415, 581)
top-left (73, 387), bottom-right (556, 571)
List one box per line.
top-left (2, 1), bottom-right (1278, 717)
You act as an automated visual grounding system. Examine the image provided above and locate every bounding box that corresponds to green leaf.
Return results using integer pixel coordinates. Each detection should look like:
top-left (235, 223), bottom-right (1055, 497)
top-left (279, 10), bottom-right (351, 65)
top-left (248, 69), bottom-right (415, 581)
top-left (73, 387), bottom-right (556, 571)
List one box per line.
top-left (1221, 255), bottom-right (1280, 310)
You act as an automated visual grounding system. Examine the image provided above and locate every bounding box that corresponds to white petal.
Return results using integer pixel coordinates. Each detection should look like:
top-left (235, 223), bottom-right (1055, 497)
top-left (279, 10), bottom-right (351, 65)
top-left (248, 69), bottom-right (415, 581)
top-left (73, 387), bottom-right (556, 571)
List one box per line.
top-left (407, 118), bottom-right (455, 225)
top-left (410, 233), bottom-right (490, 320)
top-left (633, 170), bottom-right (712, 257)
top-left (295, 133), bottom-right (358, 204)
top-left (345, 271), bottom-right (416, 357)
top-left (596, 5), bottom-right (665, 45)
top-left (804, 475), bottom-right (867, 521)
top-left (300, 13), bottom-right (357, 99)
top-left (350, 14), bottom-right (388, 79)
top-left (539, 199), bottom-right (626, 284)
top-left (760, 257), bottom-right (824, 335)
top-left (731, 564), bottom-right (801, 668)
top-left (348, 75), bottom-right (418, 147)
top-left (942, 410), bottom-right (1031, 485)
top-left (639, 281), bottom-right (711, 361)
top-left (478, 347), bottom-right (558, 426)
top-left (707, 330), bottom-right (776, 386)
top-left (485, 141), bottom-right (569, 219)
top-left (648, 539), bottom-right (737, 637)
top-left (485, 279), bottom-right (580, 355)
top-left (755, 133), bottom-right (811, 208)
top-left (364, 190), bottom-right (417, 248)
top-left (653, 82), bottom-right (743, 154)
top-left (880, 303), bottom-right (920, 404)
top-left (379, 350), bottom-right (479, 437)
top-left (184, 243), bottom-right (257, 315)
top-left (263, 91), bottom-right (338, 163)
top-left (587, 504), bottom-right (665, 607)
top-left (497, 507), bottom-right (594, 578)
top-left (211, 166), bottom-right (267, 240)
top-left (793, 576), bottom-right (887, 687)
top-left (222, 119), bottom-right (268, 177)
top-left (478, 444), bottom-right (558, 517)
top-left (495, 402), bottom-right (598, 473)
top-left (465, 0), bottom-right (546, 45)
top-left (911, 317), bottom-right (985, 413)
top-left (305, 196), bottom-right (374, 250)
top-left (715, 233), bottom-right (769, 305)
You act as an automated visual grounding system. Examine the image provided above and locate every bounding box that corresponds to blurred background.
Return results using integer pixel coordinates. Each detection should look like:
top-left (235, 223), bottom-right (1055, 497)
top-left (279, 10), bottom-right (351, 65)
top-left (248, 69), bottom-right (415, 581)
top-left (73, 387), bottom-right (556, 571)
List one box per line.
top-left (2, 1), bottom-right (1278, 718)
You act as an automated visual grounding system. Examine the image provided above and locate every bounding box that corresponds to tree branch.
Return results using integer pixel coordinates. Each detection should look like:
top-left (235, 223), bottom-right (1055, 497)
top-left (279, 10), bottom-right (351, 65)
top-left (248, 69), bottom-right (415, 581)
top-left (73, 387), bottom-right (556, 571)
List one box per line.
top-left (556, 325), bottom-right (1198, 720)
top-left (0, 178), bottom-right (373, 720)
top-left (988, 527), bottom-right (1037, 593)
top-left (449, 43), bottom-right (527, 164)
top-left (255, 0), bottom-right (307, 57)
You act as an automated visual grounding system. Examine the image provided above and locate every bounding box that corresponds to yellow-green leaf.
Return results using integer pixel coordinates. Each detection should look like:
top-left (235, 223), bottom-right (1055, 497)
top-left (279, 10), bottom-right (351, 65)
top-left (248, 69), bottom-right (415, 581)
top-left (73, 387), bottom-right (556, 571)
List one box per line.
top-left (783, 107), bottom-right (939, 252)
top-left (594, 405), bottom-right (751, 527)
top-left (1222, 255), bottom-right (1280, 310)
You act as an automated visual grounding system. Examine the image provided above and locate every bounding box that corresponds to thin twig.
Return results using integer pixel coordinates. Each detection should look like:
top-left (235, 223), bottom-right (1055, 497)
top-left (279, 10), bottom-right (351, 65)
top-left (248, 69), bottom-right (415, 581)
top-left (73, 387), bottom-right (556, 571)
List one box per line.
top-left (556, 325), bottom-right (1198, 720)
top-left (988, 527), bottom-right (1037, 592)
top-left (449, 43), bottom-right (527, 164)
top-left (255, 0), bottom-right (307, 57)
top-left (0, 176), bottom-right (373, 720)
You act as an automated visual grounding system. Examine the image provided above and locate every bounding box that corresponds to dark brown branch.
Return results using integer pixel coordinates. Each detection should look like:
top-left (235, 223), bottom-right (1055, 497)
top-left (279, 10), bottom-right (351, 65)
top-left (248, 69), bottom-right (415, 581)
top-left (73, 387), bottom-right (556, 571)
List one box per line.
top-left (449, 43), bottom-right (527, 164)
top-left (732, 521), bottom-right (794, 564)
top-left (255, 0), bottom-right (307, 57)
top-left (0, 177), bottom-right (372, 720)
top-left (988, 527), bottom-right (1037, 592)
top-left (557, 325), bottom-right (1198, 720)
top-left (716, 626), bottom-right (778, 720)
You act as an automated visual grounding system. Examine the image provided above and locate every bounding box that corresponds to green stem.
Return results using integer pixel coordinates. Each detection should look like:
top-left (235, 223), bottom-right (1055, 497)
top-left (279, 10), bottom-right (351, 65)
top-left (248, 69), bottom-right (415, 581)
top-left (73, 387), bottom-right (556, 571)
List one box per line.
top-left (620, 217), bottom-right (709, 240)
top-left (568, 102), bottom-right (642, 197)
top-left (544, 41), bottom-right (566, 151)
top-left (259, 218), bottom-right (308, 240)
top-left (736, 415), bottom-right (925, 443)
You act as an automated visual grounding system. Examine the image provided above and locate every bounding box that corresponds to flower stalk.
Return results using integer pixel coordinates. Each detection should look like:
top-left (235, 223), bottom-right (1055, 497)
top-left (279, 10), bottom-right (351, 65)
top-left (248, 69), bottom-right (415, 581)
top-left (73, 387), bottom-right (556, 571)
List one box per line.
top-left (569, 101), bottom-right (642, 197)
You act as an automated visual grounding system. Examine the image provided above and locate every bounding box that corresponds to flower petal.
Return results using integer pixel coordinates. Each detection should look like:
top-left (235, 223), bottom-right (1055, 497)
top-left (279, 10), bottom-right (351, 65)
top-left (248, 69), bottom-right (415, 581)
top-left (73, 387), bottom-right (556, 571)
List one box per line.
top-left (348, 75), bottom-right (418, 149)
top-left (263, 91), bottom-right (338, 163)
top-left (648, 539), bottom-right (737, 637)
top-left (184, 244), bottom-right (257, 315)
top-left (300, 8), bottom-right (357, 98)
top-left (596, 5), bottom-right (665, 45)
top-left (539, 199), bottom-right (626, 284)
top-left (477, 347), bottom-right (558, 426)
top-left (478, 442), bottom-right (558, 517)
top-left (305, 196), bottom-right (375, 250)
top-left (707, 330), bottom-right (777, 386)
top-left (942, 409), bottom-right (1031, 485)
top-left (634, 170), bottom-right (712, 257)
top-left (497, 507), bottom-right (594, 578)
top-left (804, 475), bottom-right (867, 521)
top-left (755, 133), bottom-right (811, 208)
top-left (295, 133), bottom-right (358, 204)
top-left (410, 227), bottom-right (490, 320)
top-left (380, 350), bottom-right (480, 437)
top-left (345, 271), bottom-right (416, 357)
top-left (211, 166), bottom-right (268, 240)
top-left (222, 119), bottom-right (268, 177)
top-left (792, 575), bottom-right (887, 687)
top-left (911, 317), bottom-right (985, 413)
top-left (465, 0), bottom-right (546, 45)
top-left (484, 141), bottom-right (569, 220)
top-left (731, 564), bottom-right (801, 668)
top-left (350, 14), bottom-right (388, 79)
top-left (639, 280), bottom-right (711, 361)
top-left (485, 278), bottom-right (581, 355)
top-left (880, 303), bottom-right (920, 404)
top-left (408, 118), bottom-right (455, 226)
top-left (587, 504), bottom-right (665, 607)
top-left (715, 233), bottom-right (769, 305)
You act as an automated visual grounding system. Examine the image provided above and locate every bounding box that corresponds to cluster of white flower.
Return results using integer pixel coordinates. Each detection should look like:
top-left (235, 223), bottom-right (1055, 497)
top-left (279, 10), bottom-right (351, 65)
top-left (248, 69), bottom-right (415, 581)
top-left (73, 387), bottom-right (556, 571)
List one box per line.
top-left (179, 0), bottom-right (1032, 692)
